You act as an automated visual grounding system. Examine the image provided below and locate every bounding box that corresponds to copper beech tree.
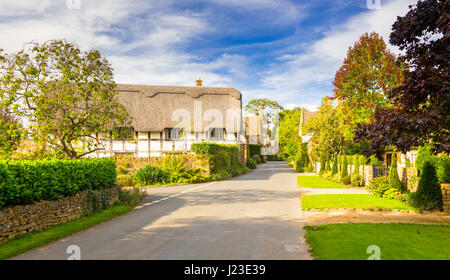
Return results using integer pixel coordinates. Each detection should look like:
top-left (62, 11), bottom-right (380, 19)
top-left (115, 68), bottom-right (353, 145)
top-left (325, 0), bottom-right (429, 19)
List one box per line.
top-left (355, 0), bottom-right (449, 154)
top-left (0, 40), bottom-right (128, 159)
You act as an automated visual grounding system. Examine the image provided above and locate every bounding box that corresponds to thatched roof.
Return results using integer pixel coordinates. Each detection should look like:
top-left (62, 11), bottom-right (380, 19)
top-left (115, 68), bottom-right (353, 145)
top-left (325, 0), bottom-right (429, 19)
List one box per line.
top-left (116, 84), bottom-right (242, 133)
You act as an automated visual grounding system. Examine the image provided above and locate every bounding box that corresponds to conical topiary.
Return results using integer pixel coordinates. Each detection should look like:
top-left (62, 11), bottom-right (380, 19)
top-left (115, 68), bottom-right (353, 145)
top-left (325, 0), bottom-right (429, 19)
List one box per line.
top-left (389, 154), bottom-right (403, 191)
top-left (319, 153), bottom-right (326, 173)
top-left (331, 155), bottom-right (338, 175)
top-left (413, 160), bottom-right (444, 210)
top-left (325, 154), bottom-right (331, 171)
top-left (341, 156), bottom-right (348, 178)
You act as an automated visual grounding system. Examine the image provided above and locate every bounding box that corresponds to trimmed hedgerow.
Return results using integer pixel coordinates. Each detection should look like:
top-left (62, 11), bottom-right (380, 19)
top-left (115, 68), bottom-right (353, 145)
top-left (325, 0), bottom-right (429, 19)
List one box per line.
top-left (0, 158), bottom-right (116, 209)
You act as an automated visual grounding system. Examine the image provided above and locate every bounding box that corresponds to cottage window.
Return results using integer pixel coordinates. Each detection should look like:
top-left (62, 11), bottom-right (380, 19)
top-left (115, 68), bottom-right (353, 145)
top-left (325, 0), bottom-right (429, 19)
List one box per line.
top-left (208, 128), bottom-right (225, 140)
top-left (166, 128), bottom-right (183, 140)
top-left (112, 127), bottom-right (134, 140)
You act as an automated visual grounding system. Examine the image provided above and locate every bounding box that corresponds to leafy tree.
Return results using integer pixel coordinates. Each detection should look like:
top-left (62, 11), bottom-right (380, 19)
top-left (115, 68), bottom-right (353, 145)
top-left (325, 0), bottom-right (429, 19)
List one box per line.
top-left (333, 32), bottom-right (403, 131)
top-left (389, 154), bottom-right (403, 191)
top-left (413, 160), bottom-right (443, 210)
top-left (325, 154), bottom-right (331, 171)
top-left (355, 0), bottom-right (449, 154)
top-left (303, 98), bottom-right (352, 159)
top-left (279, 108), bottom-right (302, 160)
top-left (0, 40), bottom-right (128, 159)
top-left (0, 109), bottom-right (22, 158)
top-left (245, 98), bottom-right (284, 115)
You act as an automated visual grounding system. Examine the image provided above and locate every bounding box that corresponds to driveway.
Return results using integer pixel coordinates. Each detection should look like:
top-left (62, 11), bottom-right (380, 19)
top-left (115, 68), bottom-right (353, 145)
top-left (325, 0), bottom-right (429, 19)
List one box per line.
top-left (13, 161), bottom-right (311, 260)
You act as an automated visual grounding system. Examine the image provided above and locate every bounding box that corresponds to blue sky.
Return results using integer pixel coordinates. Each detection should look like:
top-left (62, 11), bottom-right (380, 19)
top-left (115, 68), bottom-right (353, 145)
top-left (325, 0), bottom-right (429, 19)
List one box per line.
top-left (0, 0), bottom-right (417, 111)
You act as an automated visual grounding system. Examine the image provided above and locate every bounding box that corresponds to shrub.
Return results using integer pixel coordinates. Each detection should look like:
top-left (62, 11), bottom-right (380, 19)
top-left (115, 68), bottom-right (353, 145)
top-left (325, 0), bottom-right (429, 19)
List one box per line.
top-left (117, 174), bottom-right (135, 187)
top-left (319, 154), bottom-right (326, 173)
top-left (331, 156), bottom-right (338, 175)
top-left (351, 173), bottom-right (363, 187)
top-left (437, 155), bottom-right (450, 184)
top-left (325, 154), bottom-right (331, 171)
top-left (211, 170), bottom-right (232, 181)
top-left (118, 188), bottom-right (143, 206)
top-left (134, 165), bottom-right (164, 186)
top-left (415, 144), bottom-right (437, 174)
top-left (261, 156), bottom-right (267, 163)
top-left (0, 158), bottom-right (116, 209)
top-left (341, 156), bottom-right (348, 178)
top-left (331, 173), bottom-right (341, 183)
top-left (321, 170), bottom-right (332, 180)
top-left (253, 154), bottom-right (261, 164)
top-left (412, 161), bottom-right (444, 210)
top-left (231, 164), bottom-right (249, 176)
top-left (369, 155), bottom-right (382, 166)
top-left (246, 158), bottom-right (256, 169)
top-left (340, 175), bottom-right (351, 185)
top-left (382, 188), bottom-right (402, 200)
top-left (366, 176), bottom-right (390, 197)
top-left (215, 150), bottom-right (232, 172)
top-left (389, 154), bottom-right (404, 191)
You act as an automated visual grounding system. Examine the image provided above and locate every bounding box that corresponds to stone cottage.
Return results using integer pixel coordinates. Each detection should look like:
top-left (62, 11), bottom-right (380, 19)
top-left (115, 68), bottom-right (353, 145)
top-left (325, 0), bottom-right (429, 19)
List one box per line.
top-left (94, 78), bottom-right (245, 157)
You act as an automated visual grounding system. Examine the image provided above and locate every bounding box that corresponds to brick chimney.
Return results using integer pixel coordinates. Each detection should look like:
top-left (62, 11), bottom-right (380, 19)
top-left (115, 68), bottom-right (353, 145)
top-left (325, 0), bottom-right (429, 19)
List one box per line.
top-left (195, 76), bottom-right (202, 87)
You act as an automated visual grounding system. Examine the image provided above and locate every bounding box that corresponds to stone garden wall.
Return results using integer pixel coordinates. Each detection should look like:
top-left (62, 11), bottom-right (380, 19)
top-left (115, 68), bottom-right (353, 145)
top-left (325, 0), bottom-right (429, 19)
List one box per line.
top-left (0, 188), bottom-right (118, 243)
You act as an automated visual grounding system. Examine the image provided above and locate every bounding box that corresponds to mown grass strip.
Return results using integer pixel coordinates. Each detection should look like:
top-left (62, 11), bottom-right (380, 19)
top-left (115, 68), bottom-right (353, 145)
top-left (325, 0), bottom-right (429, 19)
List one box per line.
top-left (297, 176), bottom-right (348, 188)
top-left (301, 194), bottom-right (417, 211)
top-left (305, 223), bottom-right (450, 260)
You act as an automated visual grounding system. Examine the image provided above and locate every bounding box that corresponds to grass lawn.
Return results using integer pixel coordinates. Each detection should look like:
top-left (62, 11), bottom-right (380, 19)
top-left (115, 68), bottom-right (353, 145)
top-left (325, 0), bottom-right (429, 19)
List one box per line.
top-left (297, 176), bottom-right (348, 188)
top-left (0, 204), bottom-right (133, 260)
top-left (305, 223), bottom-right (450, 260)
top-left (301, 194), bottom-right (417, 211)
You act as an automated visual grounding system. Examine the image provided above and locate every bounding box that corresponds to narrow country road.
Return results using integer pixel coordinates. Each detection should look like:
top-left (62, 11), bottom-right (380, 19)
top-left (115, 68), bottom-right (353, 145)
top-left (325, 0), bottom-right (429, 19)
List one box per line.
top-left (13, 162), bottom-right (311, 260)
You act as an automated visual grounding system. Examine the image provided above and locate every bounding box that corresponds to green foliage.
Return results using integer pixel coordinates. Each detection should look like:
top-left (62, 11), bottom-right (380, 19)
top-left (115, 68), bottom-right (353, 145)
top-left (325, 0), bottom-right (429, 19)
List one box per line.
top-left (368, 155), bottom-right (382, 166)
top-left (211, 170), bottom-right (232, 181)
top-left (325, 154), bottom-right (331, 171)
top-left (0, 110), bottom-right (23, 158)
top-left (134, 165), bottom-right (164, 186)
top-left (116, 174), bottom-right (134, 188)
top-left (341, 156), bottom-right (348, 178)
top-left (252, 154), bottom-right (261, 164)
top-left (245, 98), bottom-right (284, 115)
top-left (246, 158), bottom-right (256, 169)
top-left (389, 154), bottom-right (404, 191)
top-left (331, 156), bottom-right (338, 175)
top-left (0, 40), bottom-right (127, 159)
top-left (118, 188), bottom-right (143, 206)
top-left (416, 145), bottom-right (438, 174)
top-left (436, 155), bottom-right (450, 184)
top-left (161, 155), bottom-right (207, 184)
top-left (319, 154), bottom-right (326, 173)
top-left (83, 188), bottom-right (112, 216)
top-left (279, 109), bottom-right (302, 160)
top-left (294, 144), bottom-right (310, 173)
top-left (366, 177), bottom-right (391, 198)
top-left (231, 164), bottom-right (250, 177)
top-left (215, 150), bottom-right (232, 172)
top-left (350, 173), bottom-right (363, 187)
top-left (0, 158), bottom-right (116, 209)
top-left (248, 145), bottom-right (262, 158)
top-left (412, 161), bottom-right (443, 211)
top-left (340, 175), bottom-right (351, 185)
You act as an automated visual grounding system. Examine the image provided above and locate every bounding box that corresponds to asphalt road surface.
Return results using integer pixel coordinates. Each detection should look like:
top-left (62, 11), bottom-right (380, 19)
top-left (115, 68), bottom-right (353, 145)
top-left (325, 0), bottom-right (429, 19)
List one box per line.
top-left (13, 161), bottom-right (311, 260)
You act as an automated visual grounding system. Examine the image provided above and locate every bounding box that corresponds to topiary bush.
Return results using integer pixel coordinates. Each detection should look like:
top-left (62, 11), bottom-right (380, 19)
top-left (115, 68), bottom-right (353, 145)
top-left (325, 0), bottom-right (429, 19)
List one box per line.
top-left (331, 156), bottom-right (338, 175)
top-left (341, 156), bottom-right (348, 179)
top-left (389, 154), bottom-right (404, 191)
top-left (412, 161), bottom-right (444, 210)
top-left (340, 175), bottom-right (351, 185)
top-left (134, 165), bottom-right (165, 186)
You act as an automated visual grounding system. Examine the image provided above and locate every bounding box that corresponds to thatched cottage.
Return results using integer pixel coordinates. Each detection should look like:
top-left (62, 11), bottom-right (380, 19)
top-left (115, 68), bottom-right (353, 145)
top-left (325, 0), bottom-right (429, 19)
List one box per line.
top-left (94, 78), bottom-right (244, 157)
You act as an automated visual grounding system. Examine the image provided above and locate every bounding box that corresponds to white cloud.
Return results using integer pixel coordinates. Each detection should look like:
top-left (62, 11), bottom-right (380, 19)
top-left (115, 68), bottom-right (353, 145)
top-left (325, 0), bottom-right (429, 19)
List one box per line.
top-left (252, 0), bottom-right (418, 108)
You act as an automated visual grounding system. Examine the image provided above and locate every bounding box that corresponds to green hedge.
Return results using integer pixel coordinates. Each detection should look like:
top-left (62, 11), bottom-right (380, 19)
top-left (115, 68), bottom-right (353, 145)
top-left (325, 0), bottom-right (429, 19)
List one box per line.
top-left (191, 142), bottom-right (243, 173)
top-left (0, 158), bottom-right (116, 209)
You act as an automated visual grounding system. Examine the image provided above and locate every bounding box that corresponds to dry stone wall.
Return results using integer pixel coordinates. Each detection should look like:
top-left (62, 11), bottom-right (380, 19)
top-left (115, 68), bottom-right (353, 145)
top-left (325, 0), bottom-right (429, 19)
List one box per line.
top-left (0, 188), bottom-right (118, 243)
